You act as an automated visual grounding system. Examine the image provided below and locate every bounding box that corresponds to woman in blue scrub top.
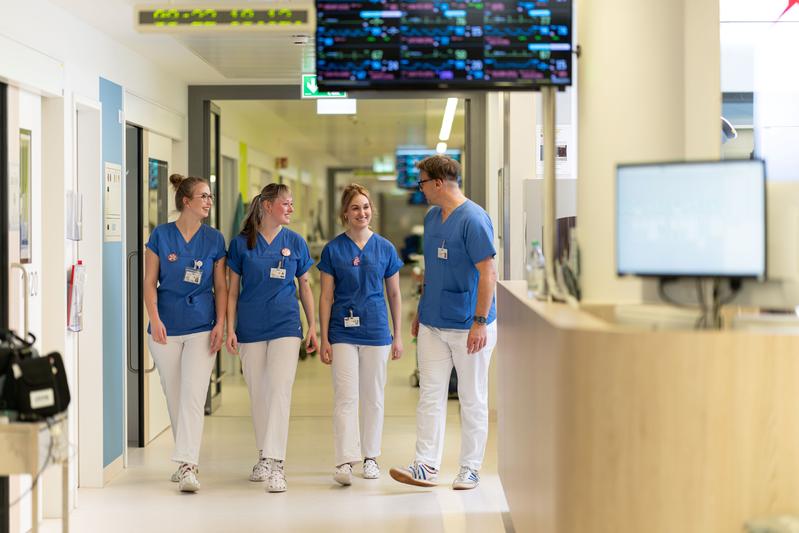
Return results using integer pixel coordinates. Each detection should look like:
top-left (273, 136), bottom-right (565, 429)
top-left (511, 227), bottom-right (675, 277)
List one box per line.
top-left (225, 183), bottom-right (318, 493)
top-left (317, 184), bottom-right (404, 486)
top-left (143, 173), bottom-right (228, 493)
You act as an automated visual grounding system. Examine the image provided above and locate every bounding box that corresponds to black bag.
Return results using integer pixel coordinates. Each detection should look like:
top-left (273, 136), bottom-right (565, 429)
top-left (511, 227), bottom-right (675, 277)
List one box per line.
top-left (0, 330), bottom-right (38, 411)
top-left (0, 331), bottom-right (71, 420)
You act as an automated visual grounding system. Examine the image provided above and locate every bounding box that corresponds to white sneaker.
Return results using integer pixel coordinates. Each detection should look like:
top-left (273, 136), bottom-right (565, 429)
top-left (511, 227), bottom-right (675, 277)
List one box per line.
top-left (452, 466), bottom-right (480, 490)
top-left (363, 458), bottom-right (380, 480)
top-left (389, 461), bottom-right (438, 488)
top-left (177, 463), bottom-right (200, 493)
top-left (333, 463), bottom-right (352, 486)
top-left (265, 459), bottom-right (287, 493)
top-left (170, 467), bottom-right (181, 483)
top-left (249, 457), bottom-right (270, 482)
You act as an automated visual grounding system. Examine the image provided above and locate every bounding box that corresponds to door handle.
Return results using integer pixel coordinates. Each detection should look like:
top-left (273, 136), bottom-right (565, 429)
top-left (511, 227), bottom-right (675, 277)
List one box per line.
top-left (10, 263), bottom-right (30, 338)
top-left (126, 251), bottom-right (156, 374)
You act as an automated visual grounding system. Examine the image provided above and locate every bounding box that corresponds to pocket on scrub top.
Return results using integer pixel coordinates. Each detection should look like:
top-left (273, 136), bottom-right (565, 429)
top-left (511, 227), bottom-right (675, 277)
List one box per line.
top-left (439, 290), bottom-right (471, 323)
top-left (366, 300), bottom-right (388, 338)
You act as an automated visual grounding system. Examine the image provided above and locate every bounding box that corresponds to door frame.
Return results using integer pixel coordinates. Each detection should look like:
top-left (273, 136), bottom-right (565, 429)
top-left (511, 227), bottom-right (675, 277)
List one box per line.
top-left (187, 85), bottom-right (487, 208)
top-left (1, 80), bottom-right (10, 533)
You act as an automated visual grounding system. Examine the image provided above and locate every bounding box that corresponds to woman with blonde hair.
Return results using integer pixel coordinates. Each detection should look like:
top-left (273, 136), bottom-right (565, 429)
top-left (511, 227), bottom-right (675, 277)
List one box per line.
top-left (317, 183), bottom-right (403, 486)
top-left (226, 183), bottom-right (318, 493)
top-left (144, 174), bottom-right (227, 493)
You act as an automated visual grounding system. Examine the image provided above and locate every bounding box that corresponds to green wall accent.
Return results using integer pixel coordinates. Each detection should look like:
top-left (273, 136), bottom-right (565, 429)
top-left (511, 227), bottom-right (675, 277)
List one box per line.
top-left (239, 142), bottom-right (248, 202)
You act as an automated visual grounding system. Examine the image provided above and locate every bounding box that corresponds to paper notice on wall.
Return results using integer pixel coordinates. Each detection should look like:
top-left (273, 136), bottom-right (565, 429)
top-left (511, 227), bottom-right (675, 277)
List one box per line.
top-left (104, 162), bottom-right (122, 242)
top-left (536, 125), bottom-right (573, 178)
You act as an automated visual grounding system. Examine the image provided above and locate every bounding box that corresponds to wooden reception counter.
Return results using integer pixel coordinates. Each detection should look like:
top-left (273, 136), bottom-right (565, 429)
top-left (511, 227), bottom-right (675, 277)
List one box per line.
top-left (497, 281), bottom-right (799, 533)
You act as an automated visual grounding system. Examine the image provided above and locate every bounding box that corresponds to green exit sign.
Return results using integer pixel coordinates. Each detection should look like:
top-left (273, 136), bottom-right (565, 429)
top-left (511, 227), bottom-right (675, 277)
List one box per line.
top-left (301, 74), bottom-right (347, 99)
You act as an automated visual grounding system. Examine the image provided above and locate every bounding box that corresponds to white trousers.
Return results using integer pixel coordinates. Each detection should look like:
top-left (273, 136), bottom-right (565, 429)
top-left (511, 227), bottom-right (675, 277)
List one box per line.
top-left (239, 337), bottom-right (301, 461)
top-left (148, 331), bottom-right (216, 465)
top-left (415, 322), bottom-right (497, 471)
top-left (331, 343), bottom-right (391, 465)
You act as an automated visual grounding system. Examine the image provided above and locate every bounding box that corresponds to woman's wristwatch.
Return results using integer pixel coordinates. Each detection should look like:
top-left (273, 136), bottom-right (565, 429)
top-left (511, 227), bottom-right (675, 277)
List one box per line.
top-left (473, 315), bottom-right (487, 325)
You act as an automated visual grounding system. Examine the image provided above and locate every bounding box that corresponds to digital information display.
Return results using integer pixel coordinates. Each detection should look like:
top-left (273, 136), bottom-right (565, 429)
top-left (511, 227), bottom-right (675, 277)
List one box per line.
top-left (137, 7), bottom-right (310, 28)
top-left (396, 148), bottom-right (461, 189)
top-left (316, 0), bottom-right (572, 90)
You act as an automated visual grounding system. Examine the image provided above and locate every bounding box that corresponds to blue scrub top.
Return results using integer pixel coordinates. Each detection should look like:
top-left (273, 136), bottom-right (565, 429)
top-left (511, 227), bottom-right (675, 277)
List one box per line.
top-left (227, 227), bottom-right (314, 343)
top-left (418, 200), bottom-right (497, 330)
top-left (317, 232), bottom-right (403, 346)
top-left (146, 222), bottom-right (227, 336)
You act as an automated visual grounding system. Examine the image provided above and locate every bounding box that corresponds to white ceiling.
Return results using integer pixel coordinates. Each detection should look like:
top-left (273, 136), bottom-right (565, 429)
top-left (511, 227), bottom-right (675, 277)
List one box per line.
top-left (218, 98), bottom-right (466, 168)
top-left (48, 0), bottom-right (318, 84)
top-left (49, 0), bottom-right (465, 166)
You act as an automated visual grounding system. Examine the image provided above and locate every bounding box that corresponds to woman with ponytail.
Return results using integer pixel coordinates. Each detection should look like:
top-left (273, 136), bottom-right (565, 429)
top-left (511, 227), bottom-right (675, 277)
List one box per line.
top-left (225, 183), bottom-right (318, 493)
top-left (143, 173), bottom-right (227, 493)
top-left (316, 183), bottom-right (403, 486)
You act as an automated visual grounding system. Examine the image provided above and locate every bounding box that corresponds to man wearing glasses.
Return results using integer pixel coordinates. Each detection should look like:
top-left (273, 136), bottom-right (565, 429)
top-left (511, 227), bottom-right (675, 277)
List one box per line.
top-left (390, 154), bottom-right (498, 490)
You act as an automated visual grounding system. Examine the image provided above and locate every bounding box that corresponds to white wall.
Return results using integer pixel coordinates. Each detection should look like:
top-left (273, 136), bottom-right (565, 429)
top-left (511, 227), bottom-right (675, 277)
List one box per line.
top-left (576, 0), bottom-right (721, 304)
top-left (1, 2), bottom-right (191, 527)
top-left (217, 101), bottom-right (340, 237)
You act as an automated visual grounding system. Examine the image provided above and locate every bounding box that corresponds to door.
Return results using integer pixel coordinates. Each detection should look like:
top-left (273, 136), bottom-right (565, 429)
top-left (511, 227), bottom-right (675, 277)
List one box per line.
top-left (126, 128), bottom-right (172, 447)
top-left (5, 84), bottom-right (43, 533)
top-left (204, 101), bottom-right (222, 414)
top-left (7, 87), bottom-right (42, 346)
top-left (125, 124), bottom-right (148, 447)
top-left (0, 79), bottom-right (9, 533)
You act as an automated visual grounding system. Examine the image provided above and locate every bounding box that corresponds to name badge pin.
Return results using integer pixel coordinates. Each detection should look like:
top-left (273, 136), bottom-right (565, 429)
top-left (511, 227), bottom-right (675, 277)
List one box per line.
top-left (168, 253), bottom-right (178, 262)
top-left (353, 256), bottom-right (361, 266)
top-left (281, 248), bottom-right (291, 257)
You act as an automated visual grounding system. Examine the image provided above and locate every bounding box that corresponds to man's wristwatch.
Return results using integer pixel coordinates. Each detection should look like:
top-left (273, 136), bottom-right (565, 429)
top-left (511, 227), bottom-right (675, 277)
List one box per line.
top-left (473, 315), bottom-right (488, 325)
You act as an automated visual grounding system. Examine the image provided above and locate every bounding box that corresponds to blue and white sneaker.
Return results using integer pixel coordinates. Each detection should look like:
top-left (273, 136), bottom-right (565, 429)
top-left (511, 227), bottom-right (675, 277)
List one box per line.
top-left (389, 461), bottom-right (438, 487)
top-left (452, 466), bottom-right (479, 490)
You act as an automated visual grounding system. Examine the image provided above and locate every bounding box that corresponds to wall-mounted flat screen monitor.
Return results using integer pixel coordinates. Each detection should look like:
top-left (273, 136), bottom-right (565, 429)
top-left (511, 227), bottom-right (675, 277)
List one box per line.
top-left (315, 0), bottom-right (572, 91)
top-left (408, 190), bottom-right (428, 205)
top-left (396, 148), bottom-right (461, 189)
top-left (616, 160), bottom-right (766, 279)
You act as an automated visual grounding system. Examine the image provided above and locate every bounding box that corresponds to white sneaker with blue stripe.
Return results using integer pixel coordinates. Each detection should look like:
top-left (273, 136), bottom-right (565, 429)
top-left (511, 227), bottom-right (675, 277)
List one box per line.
top-left (389, 461), bottom-right (438, 487)
top-left (452, 466), bottom-right (479, 490)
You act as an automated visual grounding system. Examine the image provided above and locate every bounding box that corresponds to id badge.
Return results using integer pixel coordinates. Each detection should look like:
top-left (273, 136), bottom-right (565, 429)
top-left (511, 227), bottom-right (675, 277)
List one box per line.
top-left (437, 247), bottom-right (448, 260)
top-left (344, 316), bottom-right (361, 328)
top-left (184, 268), bottom-right (202, 285)
top-left (270, 268), bottom-right (287, 280)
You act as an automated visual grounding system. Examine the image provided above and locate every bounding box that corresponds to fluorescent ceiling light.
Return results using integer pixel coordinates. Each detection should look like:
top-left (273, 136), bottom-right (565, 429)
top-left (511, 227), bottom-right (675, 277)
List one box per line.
top-left (317, 99), bottom-right (357, 115)
top-left (436, 142), bottom-right (447, 154)
top-left (438, 98), bottom-right (458, 141)
top-left (377, 174), bottom-right (396, 181)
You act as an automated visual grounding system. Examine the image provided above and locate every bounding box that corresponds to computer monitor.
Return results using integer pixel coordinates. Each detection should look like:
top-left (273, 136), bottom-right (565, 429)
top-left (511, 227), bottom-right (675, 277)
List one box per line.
top-left (395, 148), bottom-right (461, 189)
top-left (315, 0), bottom-right (573, 91)
top-left (616, 160), bottom-right (766, 279)
top-left (407, 190), bottom-right (428, 206)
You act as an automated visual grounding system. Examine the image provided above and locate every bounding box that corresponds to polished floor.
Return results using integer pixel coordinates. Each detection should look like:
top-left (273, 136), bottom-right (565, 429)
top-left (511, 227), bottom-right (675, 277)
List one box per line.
top-left (43, 312), bottom-right (509, 532)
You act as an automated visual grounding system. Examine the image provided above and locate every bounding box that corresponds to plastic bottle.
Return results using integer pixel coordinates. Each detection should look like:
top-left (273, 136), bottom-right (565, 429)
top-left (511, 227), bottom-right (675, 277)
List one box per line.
top-left (526, 240), bottom-right (546, 299)
top-left (68, 260), bottom-right (86, 332)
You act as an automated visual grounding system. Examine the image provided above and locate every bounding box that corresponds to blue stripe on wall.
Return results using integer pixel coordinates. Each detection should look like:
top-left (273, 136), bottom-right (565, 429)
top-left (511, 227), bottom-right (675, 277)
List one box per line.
top-left (100, 77), bottom-right (125, 468)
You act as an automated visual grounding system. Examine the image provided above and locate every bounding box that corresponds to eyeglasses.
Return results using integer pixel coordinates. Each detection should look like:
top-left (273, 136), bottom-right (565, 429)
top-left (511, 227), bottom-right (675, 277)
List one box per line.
top-left (194, 193), bottom-right (215, 202)
top-left (417, 178), bottom-right (436, 189)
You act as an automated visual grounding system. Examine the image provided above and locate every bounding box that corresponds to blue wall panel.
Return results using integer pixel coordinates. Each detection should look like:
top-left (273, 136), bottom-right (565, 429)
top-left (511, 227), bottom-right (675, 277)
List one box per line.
top-left (99, 77), bottom-right (125, 468)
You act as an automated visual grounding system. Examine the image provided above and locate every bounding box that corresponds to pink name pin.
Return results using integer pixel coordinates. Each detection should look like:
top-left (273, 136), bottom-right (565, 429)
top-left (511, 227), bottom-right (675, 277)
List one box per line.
top-left (352, 256), bottom-right (361, 266)
top-left (168, 253), bottom-right (178, 262)
top-left (281, 248), bottom-right (291, 257)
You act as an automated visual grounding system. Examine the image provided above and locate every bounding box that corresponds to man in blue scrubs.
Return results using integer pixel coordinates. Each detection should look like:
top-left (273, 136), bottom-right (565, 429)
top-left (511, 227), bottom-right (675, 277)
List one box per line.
top-left (390, 155), bottom-right (498, 490)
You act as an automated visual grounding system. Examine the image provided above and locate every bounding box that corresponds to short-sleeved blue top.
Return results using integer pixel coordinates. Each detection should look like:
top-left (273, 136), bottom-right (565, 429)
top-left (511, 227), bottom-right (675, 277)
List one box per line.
top-left (418, 200), bottom-right (497, 330)
top-left (146, 222), bottom-right (227, 336)
top-left (317, 232), bottom-right (403, 346)
top-left (227, 227), bottom-right (314, 343)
